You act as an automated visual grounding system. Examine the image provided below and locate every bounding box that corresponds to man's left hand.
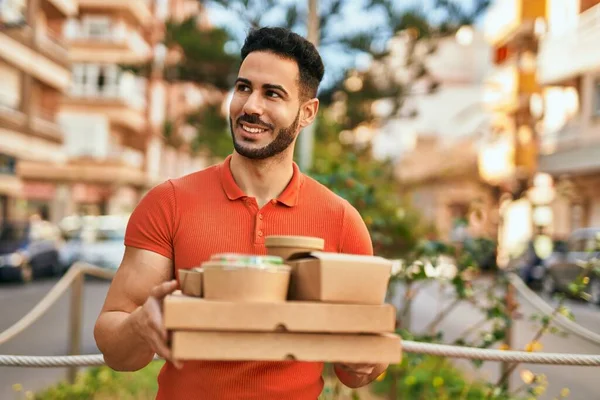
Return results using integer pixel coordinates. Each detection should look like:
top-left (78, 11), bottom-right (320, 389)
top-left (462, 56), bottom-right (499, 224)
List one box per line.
top-left (334, 362), bottom-right (388, 388)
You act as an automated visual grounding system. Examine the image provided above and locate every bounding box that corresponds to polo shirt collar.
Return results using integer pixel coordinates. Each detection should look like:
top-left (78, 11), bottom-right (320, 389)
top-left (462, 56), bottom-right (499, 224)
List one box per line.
top-left (219, 154), bottom-right (303, 207)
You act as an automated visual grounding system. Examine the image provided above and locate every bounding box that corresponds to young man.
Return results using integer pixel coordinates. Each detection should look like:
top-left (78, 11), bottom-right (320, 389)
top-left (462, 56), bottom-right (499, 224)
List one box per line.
top-left (94, 27), bottom-right (388, 399)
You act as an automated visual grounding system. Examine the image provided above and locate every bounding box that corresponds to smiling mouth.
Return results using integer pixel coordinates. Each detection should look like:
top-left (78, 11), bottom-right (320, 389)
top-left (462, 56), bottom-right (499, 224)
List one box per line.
top-left (240, 123), bottom-right (269, 134)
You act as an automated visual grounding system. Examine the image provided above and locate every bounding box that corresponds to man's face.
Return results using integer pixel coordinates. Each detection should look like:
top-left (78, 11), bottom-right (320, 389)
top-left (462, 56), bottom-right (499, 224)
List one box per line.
top-left (229, 51), bottom-right (303, 160)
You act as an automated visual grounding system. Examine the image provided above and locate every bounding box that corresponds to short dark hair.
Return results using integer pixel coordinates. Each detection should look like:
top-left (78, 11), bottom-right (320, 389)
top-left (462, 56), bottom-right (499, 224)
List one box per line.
top-left (240, 27), bottom-right (325, 100)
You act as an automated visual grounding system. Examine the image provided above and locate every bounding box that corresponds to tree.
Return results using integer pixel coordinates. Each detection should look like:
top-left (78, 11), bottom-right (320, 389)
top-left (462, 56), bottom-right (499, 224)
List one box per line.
top-left (163, 17), bottom-right (239, 91)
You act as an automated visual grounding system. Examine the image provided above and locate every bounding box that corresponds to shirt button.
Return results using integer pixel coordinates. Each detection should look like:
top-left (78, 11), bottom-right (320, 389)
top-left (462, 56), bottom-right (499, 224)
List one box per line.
top-left (258, 230), bottom-right (263, 237)
top-left (271, 200), bottom-right (277, 205)
top-left (258, 214), bottom-right (263, 220)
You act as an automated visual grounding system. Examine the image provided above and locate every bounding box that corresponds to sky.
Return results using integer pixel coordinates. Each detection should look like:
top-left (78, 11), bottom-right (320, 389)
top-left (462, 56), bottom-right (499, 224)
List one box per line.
top-left (204, 0), bottom-right (486, 89)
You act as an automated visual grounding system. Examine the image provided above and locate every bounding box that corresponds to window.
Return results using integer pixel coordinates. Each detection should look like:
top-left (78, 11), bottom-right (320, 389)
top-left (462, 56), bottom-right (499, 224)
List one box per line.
top-left (594, 78), bottom-right (600, 117)
top-left (0, 0), bottom-right (25, 26)
top-left (0, 61), bottom-right (21, 109)
top-left (82, 16), bottom-right (112, 39)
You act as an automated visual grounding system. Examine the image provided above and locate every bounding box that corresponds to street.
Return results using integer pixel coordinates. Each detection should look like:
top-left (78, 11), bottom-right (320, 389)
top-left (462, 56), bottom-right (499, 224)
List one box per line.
top-left (0, 278), bottom-right (110, 399)
top-left (391, 280), bottom-right (600, 400)
top-left (1, 277), bottom-right (599, 399)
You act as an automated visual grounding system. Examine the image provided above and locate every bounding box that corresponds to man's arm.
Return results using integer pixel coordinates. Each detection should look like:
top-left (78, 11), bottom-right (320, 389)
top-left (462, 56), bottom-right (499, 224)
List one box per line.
top-left (94, 246), bottom-right (179, 371)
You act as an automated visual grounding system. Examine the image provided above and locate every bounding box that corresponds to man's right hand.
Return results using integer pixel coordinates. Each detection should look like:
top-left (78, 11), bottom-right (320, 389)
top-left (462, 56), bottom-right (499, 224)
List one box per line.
top-left (130, 280), bottom-right (183, 369)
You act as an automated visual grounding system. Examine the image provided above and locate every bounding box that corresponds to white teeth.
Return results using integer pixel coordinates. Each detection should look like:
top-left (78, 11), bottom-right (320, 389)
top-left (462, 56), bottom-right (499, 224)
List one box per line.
top-left (242, 124), bottom-right (266, 134)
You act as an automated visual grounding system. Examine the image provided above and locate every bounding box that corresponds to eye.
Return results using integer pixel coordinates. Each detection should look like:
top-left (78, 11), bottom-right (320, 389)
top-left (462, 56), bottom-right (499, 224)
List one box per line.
top-left (236, 84), bottom-right (250, 93)
top-left (266, 90), bottom-right (281, 99)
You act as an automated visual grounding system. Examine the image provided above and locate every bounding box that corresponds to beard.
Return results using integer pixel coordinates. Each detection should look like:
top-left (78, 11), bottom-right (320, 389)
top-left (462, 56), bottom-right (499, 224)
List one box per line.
top-left (229, 111), bottom-right (300, 160)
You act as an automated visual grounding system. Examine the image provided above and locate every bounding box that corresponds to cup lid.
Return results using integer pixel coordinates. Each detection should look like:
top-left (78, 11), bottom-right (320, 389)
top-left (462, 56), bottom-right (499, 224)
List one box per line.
top-left (210, 253), bottom-right (284, 265)
top-left (202, 261), bottom-right (291, 273)
top-left (265, 235), bottom-right (325, 249)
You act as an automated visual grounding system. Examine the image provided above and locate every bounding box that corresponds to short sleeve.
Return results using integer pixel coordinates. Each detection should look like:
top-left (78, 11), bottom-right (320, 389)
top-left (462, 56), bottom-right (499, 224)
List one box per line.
top-left (339, 202), bottom-right (373, 256)
top-left (124, 180), bottom-right (176, 260)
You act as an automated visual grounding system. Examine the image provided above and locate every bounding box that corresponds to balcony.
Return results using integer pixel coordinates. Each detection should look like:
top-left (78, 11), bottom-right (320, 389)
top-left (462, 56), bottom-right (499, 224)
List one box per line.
top-left (0, 103), bottom-right (27, 133)
top-left (0, 30), bottom-right (71, 91)
top-left (539, 118), bottom-right (600, 174)
top-left (17, 158), bottom-right (148, 187)
top-left (484, 0), bottom-right (547, 47)
top-left (483, 61), bottom-right (538, 112)
top-left (65, 22), bottom-right (152, 64)
top-left (18, 140), bottom-right (148, 187)
top-left (77, 0), bottom-right (152, 27)
top-left (63, 76), bottom-right (147, 134)
top-left (31, 109), bottom-right (63, 142)
top-left (36, 27), bottom-right (70, 68)
top-left (538, 3), bottom-right (600, 84)
top-left (0, 103), bottom-right (63, 143)
top-left (42, 0), bottom-right (78, 17)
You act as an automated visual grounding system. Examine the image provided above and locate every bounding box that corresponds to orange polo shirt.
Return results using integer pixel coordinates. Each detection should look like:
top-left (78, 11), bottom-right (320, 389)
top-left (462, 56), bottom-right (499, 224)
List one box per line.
top-left (124, 154), bottom-right (373, 400)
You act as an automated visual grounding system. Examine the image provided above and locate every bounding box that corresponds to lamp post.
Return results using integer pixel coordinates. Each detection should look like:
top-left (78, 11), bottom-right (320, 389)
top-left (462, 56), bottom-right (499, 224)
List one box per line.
top-left (528, 173), bottom-right (556, 260)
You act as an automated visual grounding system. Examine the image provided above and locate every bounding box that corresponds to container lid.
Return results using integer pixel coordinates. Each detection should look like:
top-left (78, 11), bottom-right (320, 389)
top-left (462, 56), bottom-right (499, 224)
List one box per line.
top-left (202, 261), bottom-right (291, 273)
top-left (265, 235), bottom-right (325, 250)
top-left (210, 253), bottom-right (284, 265)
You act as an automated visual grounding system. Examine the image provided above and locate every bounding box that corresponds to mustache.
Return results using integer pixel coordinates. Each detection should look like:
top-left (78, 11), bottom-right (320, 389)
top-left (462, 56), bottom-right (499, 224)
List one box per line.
top-left (237, 114), bottom-right (274, 130)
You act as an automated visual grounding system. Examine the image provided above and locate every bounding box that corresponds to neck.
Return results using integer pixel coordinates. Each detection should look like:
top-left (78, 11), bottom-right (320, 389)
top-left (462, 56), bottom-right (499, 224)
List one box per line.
top-left (229, 150), bottom-right (295, 208)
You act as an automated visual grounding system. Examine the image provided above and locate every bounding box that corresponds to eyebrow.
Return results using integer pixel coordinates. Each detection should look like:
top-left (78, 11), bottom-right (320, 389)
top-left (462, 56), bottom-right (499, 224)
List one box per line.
top-left (235, 77), bottom-right (290, 98)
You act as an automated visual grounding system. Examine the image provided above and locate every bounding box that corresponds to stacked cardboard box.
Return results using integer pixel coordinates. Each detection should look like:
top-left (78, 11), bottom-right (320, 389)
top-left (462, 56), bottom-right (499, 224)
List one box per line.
top-left (165, 241), bottom-right (402, 363)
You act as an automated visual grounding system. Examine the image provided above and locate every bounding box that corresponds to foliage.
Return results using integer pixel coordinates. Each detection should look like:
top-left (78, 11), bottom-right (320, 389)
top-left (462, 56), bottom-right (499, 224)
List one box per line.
top-left (164, 17), bottom-right (239, 90)
top-left (308, 112), bottom-right (431, 259)
top-left (32, 362), bottom-right (163, 400)
top-left (186, 103), bottom-right (231, 159)
top-left (373, 353), bottom-right (525, 400)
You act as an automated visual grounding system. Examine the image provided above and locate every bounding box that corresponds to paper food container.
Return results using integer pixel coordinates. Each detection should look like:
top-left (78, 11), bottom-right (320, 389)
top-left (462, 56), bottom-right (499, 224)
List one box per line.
top-left (178, 268), bottom-right (203, 297)
top-left (164, 293), bottom-right (397, 333)
top-left (265, 235), bottom-right (325, 260)
top-left (202, 254), bottom-right (290, 302)
top-left (172, 331), bottom-right (402, 364)
top-left (286, 252), bottom-right (392, 305)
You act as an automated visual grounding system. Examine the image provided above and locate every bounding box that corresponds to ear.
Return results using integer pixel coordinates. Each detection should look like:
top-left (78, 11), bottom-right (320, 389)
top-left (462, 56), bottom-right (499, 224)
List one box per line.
top-left (299, 98), bottom-right (319, 129)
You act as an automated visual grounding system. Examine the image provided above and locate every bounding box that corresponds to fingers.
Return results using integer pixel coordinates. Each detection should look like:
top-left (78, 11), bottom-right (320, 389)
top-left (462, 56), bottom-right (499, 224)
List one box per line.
top-left (145, 281), bottom-right (182, 369)
top-left (336, 363), bottom-right (375, 376)
top-left (150, 280), bottom-right (179, 299)
top-left (148, 330), bottom-right (183, 369)
top-left (146, 299), bottom-right (168, 342)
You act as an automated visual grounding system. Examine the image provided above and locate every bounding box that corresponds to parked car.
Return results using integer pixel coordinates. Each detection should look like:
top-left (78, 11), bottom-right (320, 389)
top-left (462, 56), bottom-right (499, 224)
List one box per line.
top-left (511, 239), bottom-right (566, 289)
top-left (0, 220), bottom-right (63, 283)
top-left (542, 228), bottom-right (600, 305)
top-left (59, 215), bottom-right (128, 271)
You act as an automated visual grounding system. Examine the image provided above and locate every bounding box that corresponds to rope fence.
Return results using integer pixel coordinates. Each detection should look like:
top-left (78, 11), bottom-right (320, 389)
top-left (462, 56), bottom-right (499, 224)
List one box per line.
top-left (1, 341), bottom-right (600, 368)
top-left (507, 272), bottom-right (600, 346)
top-left (1, 264), bottom-right (600, 370)
top-left (0, 263), bottom-right (115, 347)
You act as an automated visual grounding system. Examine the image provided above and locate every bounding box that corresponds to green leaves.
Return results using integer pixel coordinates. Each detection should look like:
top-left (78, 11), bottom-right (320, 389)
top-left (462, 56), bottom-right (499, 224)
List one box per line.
top-left (187, 104), bottom-right (231, 159)
top-left (164, 18), bottom-right (239, 90)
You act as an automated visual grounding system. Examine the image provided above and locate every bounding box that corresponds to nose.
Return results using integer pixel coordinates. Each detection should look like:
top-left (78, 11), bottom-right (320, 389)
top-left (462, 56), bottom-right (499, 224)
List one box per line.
top-left (242, 91), bottom-right (265, 116)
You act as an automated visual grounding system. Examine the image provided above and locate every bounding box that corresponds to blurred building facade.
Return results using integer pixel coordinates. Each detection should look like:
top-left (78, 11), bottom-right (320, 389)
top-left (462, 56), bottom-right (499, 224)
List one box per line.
top-left (536, 0), bottom-right (600, 235)
top-left (0, 0), bottom-right (75, 223)
top-left (0, 0), bottom-right (216, 225)
top-left (378, 30), bottom-right (498, 241)
top-left (478, 0), bottom-right (600, 256)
